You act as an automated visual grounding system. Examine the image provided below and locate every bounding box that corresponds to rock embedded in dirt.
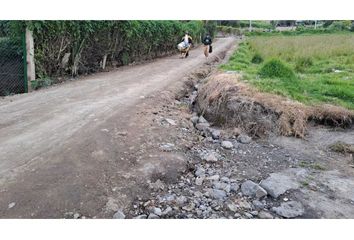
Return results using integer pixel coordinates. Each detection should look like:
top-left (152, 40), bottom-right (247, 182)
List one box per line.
top-left (258, 210), bottom-right (274, 219)
top-left (158, 194), bottom-right (176, 203)
top-left (213, 181), bottom-right (231, 193)
top-left (195, 177), bottom-right (205, 186)
top-left (190, 116), bottom-right (199, 125)
top-left (241, 180), bottom-right (268, 199)
top-left (250, 211), bottom-right (259, 216)
top-left (8, 202), bottom-right (16, 209)
top-left (176, 196), bottom-right (188, 206)
top-left (148, 213), bottom-right (160, 219)
top-left (182, 202), bottom-right (196, 212)
top-left (225, 201), bottom-right (238, 212)
top-left (195, 123), bottom-right (210, 131)
top-left (113, 210), bottom-right (126, 219)
top-left (252, 200), bottom-right (265, 210)
top-left (195, 167), bottom-right (206, 177)
top-left (198, 116), bottom-right (208, 124)
top-left (272, 201), bottom-right (305, 218)
top-left (159, 143), bottom-right (175, 152)
top-left (162, 206), bottom-right (173, 216)
top-left (150, 207), bottom-right (162, 216)
top-left (260, 171), bottom-right (302, 198)
top-left (149, 179), bottom-right (165, 190)
top-left (202, 152), bottom-right (218, 162)
top-left (221, 141), bottom-right (233, 149)
top-left (164, 118), bottom-right (177, 126)
top-left (116, 131), bottom-right (128, 136)
top-left (206, 175), bottom-right (220, 181)
top-left (237, 200), bottom-right (252, 210)
top-left (210, 129), bottom-right (221, 140)
top-left (237, 134), bottom-right (252, 144)
top-left (134, 214), bottom-right (148, 219)
top-left (230, 183), bottom-right (240, 193)
top-left (190, 91), bottom-right (198, 104)
top-left (207, 189), bottom-right (227, 200)
top-left (220, 177), bottom-right (230, 183)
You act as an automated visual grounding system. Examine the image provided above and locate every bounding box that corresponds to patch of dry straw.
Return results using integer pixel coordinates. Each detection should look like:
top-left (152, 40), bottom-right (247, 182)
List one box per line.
top-left (196, 72), bottom-right (354, 138)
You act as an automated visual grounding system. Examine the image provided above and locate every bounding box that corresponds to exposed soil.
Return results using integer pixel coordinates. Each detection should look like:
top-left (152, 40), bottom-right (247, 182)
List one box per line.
top-left (0, 37), bottom-right (237, 218)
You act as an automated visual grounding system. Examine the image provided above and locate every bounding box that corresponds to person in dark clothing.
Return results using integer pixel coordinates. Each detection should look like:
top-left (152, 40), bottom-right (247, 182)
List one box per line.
top-left (203, 34), bottom-right (212, 58)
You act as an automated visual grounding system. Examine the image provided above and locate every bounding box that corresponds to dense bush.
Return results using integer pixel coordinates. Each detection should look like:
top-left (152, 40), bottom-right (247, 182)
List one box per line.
top-left (9, 20), bottom-right (210, 80)
top-left (259, 59), bottom-right (295, 79)
top-left (251, 53), bottom-right (263, 64)
top-left (328, 21), bottom-right (352, 31)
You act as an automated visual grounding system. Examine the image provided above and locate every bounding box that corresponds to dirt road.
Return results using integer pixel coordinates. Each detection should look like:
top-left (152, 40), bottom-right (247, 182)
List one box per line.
top-left (0, 38), bottom-right (237, 218)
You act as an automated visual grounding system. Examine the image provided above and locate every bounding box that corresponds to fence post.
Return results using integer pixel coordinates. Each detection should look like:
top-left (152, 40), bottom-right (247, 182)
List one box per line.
top-left (25, 28), bottom-right (35, 92)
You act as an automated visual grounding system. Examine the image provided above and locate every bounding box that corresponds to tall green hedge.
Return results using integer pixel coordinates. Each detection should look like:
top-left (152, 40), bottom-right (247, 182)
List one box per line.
top-left (9, 20), bottom-right (210, 79)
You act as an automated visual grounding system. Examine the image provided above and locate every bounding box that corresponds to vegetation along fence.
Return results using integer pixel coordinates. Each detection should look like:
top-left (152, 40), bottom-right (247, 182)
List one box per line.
top-left (0, 28), bottom-right (26, 96)
top-left (0, 20), bottom-right (217, 91)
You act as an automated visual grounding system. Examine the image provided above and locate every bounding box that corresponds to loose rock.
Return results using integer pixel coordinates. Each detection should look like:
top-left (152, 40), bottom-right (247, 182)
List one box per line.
top-left (241, 180), bottom-right (267, 199)
top-left (8, 202), bottom-right (16, 209)
top-left (176, 196), bottom-right (188, 205)
top-left (207, 189), bottom-right (227, 200)
top-left (221, 141), bottom-right (233, 149)
top-left (211, 129), bottom-right (221, 140)
top-left (198, 116), bottom-right (208, 124)
top-left (195, 123), bottom-right (210, 131)
top-left (206, 175), bottom-right (220, 181)
top-left (195, 177), bottom-right (205, 186)
top-left (230, 183), bottom-right (240, 193)
top-left (272, 201), bottom-right (305, 218)
top-left (190, 116), bottom-right (199, 125)
top-left (195, 167), bottom-right (206, 177)
top-left (225, 201), bottom-right (238, 212)
top-left (159, 143), bottom-right (175, 152)
top-left (149, 179), bottom-right (165, 190)
top-left (260, 171), bottom-right (302, 198)
top-left (202, 152), bottom-right (218, 162)
top-left (237, 134), bottom-right (252, 144)
top-left (113, 210), bottom-right (126, 219)
top-left (148, 213), bottom-right (160, 219)
top-left (258, 210), bottom-right (274, 219)
top-left (150, 207), bottom-right (162, 216)
top-left (162, 206), bottom-right (173, 216)
top-left (252, 200), bottom-right (265, 210)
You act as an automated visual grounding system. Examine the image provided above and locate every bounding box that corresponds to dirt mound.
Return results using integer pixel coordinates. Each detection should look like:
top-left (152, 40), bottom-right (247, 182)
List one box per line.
top-left (195, 72), bottom-right (354, 138)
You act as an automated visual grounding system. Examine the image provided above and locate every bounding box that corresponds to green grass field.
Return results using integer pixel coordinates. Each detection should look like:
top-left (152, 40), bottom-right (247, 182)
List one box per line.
top-left (221, 33), bottom-right (354, 110)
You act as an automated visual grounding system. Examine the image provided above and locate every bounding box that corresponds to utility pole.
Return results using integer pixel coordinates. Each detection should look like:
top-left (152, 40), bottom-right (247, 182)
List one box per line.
top-left (249, 20), bottom-right (252, 32)
top-left (314, 20), bottom-right (317, 29)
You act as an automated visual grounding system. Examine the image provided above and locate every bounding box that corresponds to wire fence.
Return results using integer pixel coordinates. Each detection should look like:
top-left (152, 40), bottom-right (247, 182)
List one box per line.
top-left (0, 35), bottom-right (26, 96)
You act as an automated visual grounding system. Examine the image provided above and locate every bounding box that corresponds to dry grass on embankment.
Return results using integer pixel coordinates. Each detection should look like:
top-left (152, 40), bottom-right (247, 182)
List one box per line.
top-left (195, 72), bottom-right (354, 138)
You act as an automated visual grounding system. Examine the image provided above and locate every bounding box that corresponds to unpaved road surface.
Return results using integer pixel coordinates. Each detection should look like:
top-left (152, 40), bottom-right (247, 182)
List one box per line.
top-left (0, 38), bottom-right (237, 218)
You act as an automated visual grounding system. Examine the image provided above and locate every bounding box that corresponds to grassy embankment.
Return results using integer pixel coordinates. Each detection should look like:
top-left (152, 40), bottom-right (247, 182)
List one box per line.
top-left (221, 33), bottom-right (354, 110)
